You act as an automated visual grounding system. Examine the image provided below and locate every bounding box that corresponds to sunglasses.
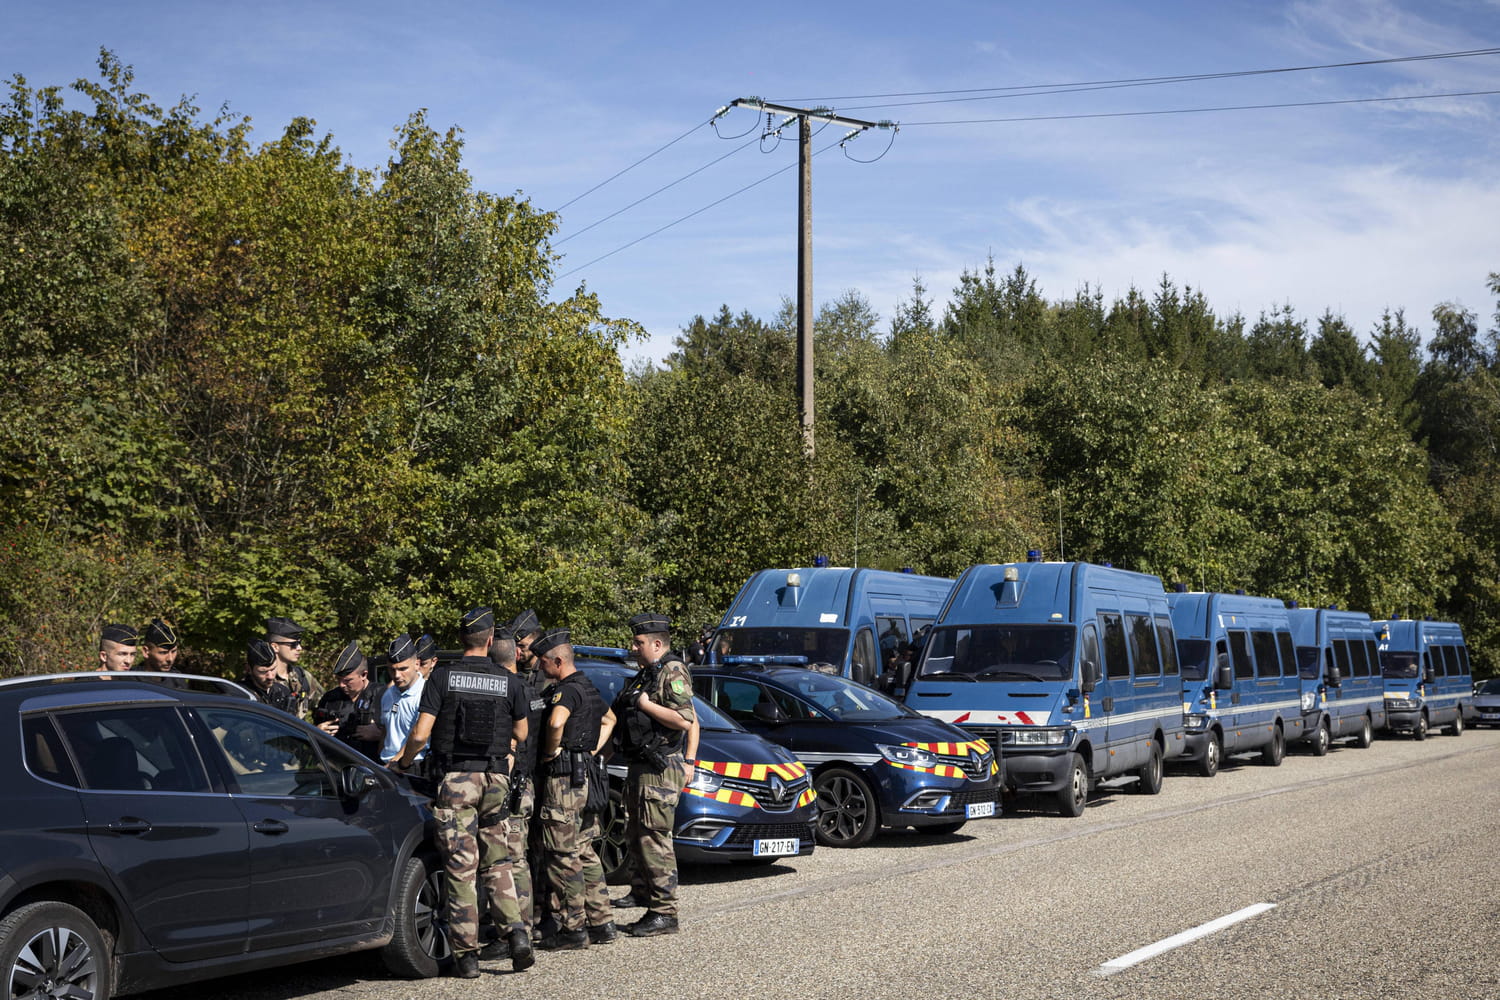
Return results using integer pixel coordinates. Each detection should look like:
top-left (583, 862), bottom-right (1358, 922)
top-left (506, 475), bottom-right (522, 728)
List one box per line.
top-left (272, 640), bottom-right (302, 649)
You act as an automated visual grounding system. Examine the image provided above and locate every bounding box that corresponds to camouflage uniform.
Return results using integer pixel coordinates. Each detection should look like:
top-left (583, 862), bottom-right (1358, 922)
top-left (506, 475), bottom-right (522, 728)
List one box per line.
top-left (434, 771), bottom-right (522, 951)
top-left (625, 656), bottom-right (695, 918)
top-left (539, 670), bottom-right (608, 936)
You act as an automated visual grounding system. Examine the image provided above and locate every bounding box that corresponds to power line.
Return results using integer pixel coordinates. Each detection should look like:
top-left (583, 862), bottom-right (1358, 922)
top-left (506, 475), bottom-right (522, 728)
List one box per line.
top-left (773, 47), bottom-right (1500, 110)
top-left (551, 114), bottom-right (724, 213)
top-left (897, 87), bottom-right (1500, 127)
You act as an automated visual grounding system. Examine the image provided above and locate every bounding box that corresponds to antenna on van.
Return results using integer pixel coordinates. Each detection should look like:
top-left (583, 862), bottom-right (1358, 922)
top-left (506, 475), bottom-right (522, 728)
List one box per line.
top-left (1056, 488), bottom-right (1064, 562)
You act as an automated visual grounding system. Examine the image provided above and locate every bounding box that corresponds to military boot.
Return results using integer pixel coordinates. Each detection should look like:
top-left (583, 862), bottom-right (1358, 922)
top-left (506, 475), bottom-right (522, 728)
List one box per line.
top-left (508, 928), bottom-right (535, 971)
top-left (450, 951), bottom-right (480, 979)
top-left (588, 921), bottom-right (619, 944)
top-left (537, 928), bottom-right (589, 951)
top-left (628, 912), bottom-right (679, 937)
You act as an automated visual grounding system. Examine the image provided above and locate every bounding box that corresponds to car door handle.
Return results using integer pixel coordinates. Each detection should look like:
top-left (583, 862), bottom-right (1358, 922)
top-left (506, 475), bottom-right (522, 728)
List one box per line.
top-left (252, 819), bottom-right (290, 835)
top-left (106, 818), bottom-right (152, 835)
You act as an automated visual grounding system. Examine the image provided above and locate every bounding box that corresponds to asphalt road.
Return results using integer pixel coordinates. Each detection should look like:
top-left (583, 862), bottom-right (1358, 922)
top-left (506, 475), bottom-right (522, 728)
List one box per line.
top-left (144, 727), bottom-right (1500, 1000)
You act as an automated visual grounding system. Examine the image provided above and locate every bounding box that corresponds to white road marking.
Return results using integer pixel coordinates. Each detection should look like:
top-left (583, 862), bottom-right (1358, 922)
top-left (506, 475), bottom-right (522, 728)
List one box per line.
top-left (1091, 903), bottom-right (1277, 977)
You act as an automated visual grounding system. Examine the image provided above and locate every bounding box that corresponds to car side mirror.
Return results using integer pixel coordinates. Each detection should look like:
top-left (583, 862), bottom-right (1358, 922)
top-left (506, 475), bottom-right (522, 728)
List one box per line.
top-left (340, 764), bottom-right (379, 799)
top-left (1325, 665), bottom-right (1342, 687)
top-left (1423, 668), bottom-right (1436, 685)
top-left (752, 701), bottom-right (788, 725)
top-left (1214, 655), bottom-right (1234, 691)
top-left (1080, 659), bottom-right (1099, 694)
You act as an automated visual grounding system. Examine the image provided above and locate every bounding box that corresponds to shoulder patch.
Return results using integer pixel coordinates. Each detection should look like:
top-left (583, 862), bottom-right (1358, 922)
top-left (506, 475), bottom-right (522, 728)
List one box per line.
top-left (671, 678), bottom-right (687, 696)
top-left (550, 691), bottom-right (562, 704)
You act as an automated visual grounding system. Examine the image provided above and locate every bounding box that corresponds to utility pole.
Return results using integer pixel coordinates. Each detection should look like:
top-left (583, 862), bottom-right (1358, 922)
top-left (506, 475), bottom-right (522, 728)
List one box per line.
top-left (729, 98), bottom-right (894, 458)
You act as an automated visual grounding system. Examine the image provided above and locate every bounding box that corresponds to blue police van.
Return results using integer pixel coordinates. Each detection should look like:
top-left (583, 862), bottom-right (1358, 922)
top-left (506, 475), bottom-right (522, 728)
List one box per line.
top-left (709, 565), bottom-right (953, 688)
top-left (1374, 619), bottom-right (1473, 739)
top-left (1168, 590), bottom-right (1309, 776)
top-left (1287, 606), bottom-right (1386, 752)
top-left (903, 558), bottom-right (1187, 817)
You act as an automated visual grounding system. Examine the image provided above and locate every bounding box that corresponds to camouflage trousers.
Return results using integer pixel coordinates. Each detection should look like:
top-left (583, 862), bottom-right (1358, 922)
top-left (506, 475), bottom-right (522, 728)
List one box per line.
top-left (541, 773), bottom-right (610, 931)
top-left (433, 771), bottom-right (520, 954)
top-left (626, 755), bottom-right (691, 917)
top-left (502, 779), bottom-right (535, 934)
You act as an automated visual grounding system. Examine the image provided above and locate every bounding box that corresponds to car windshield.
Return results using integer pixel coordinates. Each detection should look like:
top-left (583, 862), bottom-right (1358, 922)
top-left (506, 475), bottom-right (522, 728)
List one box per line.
top-left (1478, 678), bottom-right (1500, 695)
top-left (1380, 650), bottom-right (1420, 679)
top-left (1177, 639), bottom-right (1211, 681)
top-left (771, 671), bottom-right (910, 721)
top-left (711, 627), bottom-right (848, 666)
top-left (918, 625), bottom-right (1075, 682)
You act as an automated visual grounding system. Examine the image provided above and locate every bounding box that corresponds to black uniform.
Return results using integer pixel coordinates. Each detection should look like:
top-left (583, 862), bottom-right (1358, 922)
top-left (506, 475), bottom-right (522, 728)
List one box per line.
top-left (241, 675), bottom-right (294, 714)
top-left (315, 685), bottom-right (381, 759)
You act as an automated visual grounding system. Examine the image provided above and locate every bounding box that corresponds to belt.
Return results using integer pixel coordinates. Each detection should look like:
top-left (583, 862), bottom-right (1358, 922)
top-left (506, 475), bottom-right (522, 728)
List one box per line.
top-left (446, 758), bottom-right (506, 773)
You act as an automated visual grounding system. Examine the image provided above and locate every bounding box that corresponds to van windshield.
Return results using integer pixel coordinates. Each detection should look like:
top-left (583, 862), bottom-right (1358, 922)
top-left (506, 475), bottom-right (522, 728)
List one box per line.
top-left (1177, 639), bottom-right (1210, 681)
top-left (918, 625), bottom-right (1074, 682)
top-left (1380, 650), bottom-right (1420, 679)
top-left (712, 627), bottom-right (849, 667)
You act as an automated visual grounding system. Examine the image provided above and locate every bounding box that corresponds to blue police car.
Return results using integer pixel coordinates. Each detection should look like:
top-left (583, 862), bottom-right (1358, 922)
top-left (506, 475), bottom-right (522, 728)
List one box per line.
top-left (692, 661), bottom-right (1002, 847)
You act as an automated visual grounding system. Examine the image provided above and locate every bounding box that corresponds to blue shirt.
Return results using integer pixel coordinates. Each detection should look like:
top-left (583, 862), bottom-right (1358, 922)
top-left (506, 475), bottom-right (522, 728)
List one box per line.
top-left (381, 674), bottom-right (427, 764)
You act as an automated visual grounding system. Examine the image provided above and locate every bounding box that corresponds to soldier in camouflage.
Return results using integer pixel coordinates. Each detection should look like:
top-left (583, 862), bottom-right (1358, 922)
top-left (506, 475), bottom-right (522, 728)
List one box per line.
top-left (534, 628), bottom-right (617, 950)
top-left (392, 608), bottom-right (534, 978)
top-left (617, 612), bottom-right (695, 937)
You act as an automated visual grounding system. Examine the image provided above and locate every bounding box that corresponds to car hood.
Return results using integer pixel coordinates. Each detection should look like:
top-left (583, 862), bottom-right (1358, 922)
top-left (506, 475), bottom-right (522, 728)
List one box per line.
top-left (697, 728), bottom-right (797, 765)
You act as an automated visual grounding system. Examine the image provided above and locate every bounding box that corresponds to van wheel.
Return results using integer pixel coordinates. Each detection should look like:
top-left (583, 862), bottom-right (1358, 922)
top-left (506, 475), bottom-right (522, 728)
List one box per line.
top-left (382, 854), bottom-right (449, 978)
top-left (814, 767), bottom-right (879, 847)
top-left (1414, 713), bottom-right (1428, 741)
top-left (1132, 741), bottom-right (1163, 794)
top-left (1197, 733), bottom-right (1221, 778)
top-left (1056, 754), bottom-right (1088, 817)
top-left (1354, 716), bottom-right (1374, 748)
top-left (0, 901), bottom-right (111, 1000)
top-left (1446, 712), bottom-right (1464, 737)
top-left (1310, 720), bottom-right (1331, 757)
top-left (1260, 725), bottom-right (1285, 766)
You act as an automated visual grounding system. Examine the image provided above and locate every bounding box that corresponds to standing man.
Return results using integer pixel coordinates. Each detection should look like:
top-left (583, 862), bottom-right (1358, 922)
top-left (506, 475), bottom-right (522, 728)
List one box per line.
top-left (265, 617), bottom-right (324, 720)
top-left (392, 607), bottom-right (533, 977)
top-left (509, 609), bottom-right (542, 685)
top-left (98, 624), bottom-right (138, 671)
top-left (533, 628), bottom-right (615, 950)
top-left (314, 642), bottom-right (382, 759)
top-left (615, 613), bottom-right (695, 937)
top-left (415, 633), bottom-right (439, 678)
top-left (380, 635), bottom-right (427, 768)
top-left (241, 639), bottom-right (294, 712)
top-left (140, 619), bottom-right (180, 672)
top-left (484, 627), bottom-right (547, 954)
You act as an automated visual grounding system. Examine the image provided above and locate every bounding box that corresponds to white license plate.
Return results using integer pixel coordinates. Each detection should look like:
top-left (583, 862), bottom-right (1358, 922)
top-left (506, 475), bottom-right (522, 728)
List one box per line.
top-left (966, 800), bottom-right (997, 819)
top-left (1481, 713), bottom-right (1500, 720)
top-left (753, 837), bottom-right (799, 857)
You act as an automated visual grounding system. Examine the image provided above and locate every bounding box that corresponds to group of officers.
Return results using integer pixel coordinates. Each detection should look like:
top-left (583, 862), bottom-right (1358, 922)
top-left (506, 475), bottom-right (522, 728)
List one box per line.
top-left (95, 607), bottom-right (697, 980)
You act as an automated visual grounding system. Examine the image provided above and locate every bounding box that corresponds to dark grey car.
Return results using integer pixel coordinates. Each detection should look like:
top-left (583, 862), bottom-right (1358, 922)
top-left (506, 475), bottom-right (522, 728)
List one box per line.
top-left (0, 672), bottom-right (449, 1000)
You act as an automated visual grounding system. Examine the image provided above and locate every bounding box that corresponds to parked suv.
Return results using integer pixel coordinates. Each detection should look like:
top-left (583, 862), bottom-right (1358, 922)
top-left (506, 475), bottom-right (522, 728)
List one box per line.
top-left (0, 672), bottom-right (448, 1000)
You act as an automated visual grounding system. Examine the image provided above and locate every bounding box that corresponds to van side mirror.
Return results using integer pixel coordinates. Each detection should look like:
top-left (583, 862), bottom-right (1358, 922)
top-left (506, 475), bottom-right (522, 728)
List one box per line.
top-left (1324, 665), bottom-right (1342, 687)
top-left (1214, 654), bottom-right (1234, 691)
top-left (1423, 667), bottom-right (1436, 685)
top-left (752, 701), bottom-right (788, 725)
top-left (851, 660), bottom-right (873, 687)
top-left (1080, 659), bottom-right (1100, 694)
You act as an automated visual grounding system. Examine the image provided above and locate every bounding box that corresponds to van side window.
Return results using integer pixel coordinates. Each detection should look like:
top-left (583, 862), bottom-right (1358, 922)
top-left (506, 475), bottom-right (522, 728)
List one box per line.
top-left (1250, 630), bottom-right (1280, 679)
top-left (1350, 639), bottom-right (1373, 677)
top-left (1440, 645), bottom-right (1459, 676)
top-left (1276, 632), bottom-right (1297, 677)
top-left (875, 617), bottom-right (907, 667)
top-left (1155, 617), bottom-right (1179, 676)
top-left (1127, 614), bottom-right (1161, 676)
top-left (1332, 639), bottom-right (1353, 679)
top-left (1457, 645), bottom-right (1471, 676)
top-left (1100, 614), bottom-right (1130, 679)
top-left (1228, 631), bottom-right (1255, 680)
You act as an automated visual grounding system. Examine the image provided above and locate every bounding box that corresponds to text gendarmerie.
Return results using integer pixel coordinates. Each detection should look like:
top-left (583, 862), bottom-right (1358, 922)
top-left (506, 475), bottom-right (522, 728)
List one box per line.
top-left (447, 672), bottom-right (510, 696)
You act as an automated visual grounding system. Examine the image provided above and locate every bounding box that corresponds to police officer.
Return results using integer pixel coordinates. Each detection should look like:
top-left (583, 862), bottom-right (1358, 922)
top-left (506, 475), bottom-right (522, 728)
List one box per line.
top-left (265, 617), bottom-right (324, 720)
top-left (415, 633), bottom-right (439, 679)
top-left (392, 607), bottom-right (533, 977)
top-left (614, 613), bottom-right (695, 937)
top-left (98, 624), bottom-right (139, 671)
top-left (533, 628), bottom-right (616, 950)
top-left (314, 642), bottom-right (382, 759)
top-left (509, 609), bottom-right (543, 685)
top-left (241, 639), bottom-right (295, 712)
top-left (140, 619), bottom-right (180, 672)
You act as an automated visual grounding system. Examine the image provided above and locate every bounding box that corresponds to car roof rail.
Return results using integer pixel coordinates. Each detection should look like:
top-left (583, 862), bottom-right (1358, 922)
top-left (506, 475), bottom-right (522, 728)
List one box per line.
top-left (0, 671), bottom-right (256, 700)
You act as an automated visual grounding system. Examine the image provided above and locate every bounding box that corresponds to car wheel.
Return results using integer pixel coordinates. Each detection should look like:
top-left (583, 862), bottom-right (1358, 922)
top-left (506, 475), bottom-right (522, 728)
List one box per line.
top-left (814, 767), bottom-right (879, 847)
top-left (1355, 716), bottom-right (1374, 749)
top-left (1, 901), bottom-right (112, 1000)
top-left (1056, 753), bottom-right (1088, 817)
top-left (1446, 712), bottom-right (1464, 737)
top-left (1311, 720), bottom-right (1331, 757)
top-left (595, 787), bottom-right (633, 885)
top-left (1414, 713), bottom-right (1428, 741)
top-left (1132, 741), bottom-right (1163, 794)
top-left (1260, 725), bottom-right (1285, 766)
top-left (1197, 733), bottom-right (1221, 778)
top-left (920, 820), bottom-right (967, 836)
top-left (381, 854), bottom-right (448, 978)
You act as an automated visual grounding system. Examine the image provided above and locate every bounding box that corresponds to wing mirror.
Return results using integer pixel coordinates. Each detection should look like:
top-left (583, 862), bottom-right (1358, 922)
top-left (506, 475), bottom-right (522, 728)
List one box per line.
top-left (752, 701), bottom-right (789, 725)
top-left (340, 764), bottom-right (380, 799)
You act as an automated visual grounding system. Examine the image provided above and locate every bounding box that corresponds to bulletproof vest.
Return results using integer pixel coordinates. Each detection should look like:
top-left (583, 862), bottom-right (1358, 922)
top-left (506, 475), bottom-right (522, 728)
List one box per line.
top-left (613, 656), bottom-right (686, 756)
top-left (514, 673), bottom-right (547, 773)
top-left (429, 657), bottom-right (513, 760)
top-left (557, 672), bottom-right (606, 752)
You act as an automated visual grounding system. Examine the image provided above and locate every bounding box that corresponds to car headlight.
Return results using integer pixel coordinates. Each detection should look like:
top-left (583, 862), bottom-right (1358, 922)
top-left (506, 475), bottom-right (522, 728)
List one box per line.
top-left (1385, 698), bottom-right (1418, 711)
top-left (1011, 728), bottom-right (1069, 746)
top-left (1185, 714), bottom-right (1209, 730)
top-left (876, 744), bottom-right (940, 767)
top-left (687, 767), bottom-right (725, 793)
top-left (1300, 691), bottom-right (1316, 712)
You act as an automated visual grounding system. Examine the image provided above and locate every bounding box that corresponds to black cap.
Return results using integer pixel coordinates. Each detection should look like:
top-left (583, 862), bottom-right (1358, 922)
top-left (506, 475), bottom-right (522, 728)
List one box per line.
top-left (508, 609), bottom-right (540, 638)
top-left (388, 634), bottom-right (418, 663)
top-left (629, 613), bottom-right (671, 636)
top-left (265, 617), bottom-right (304, 641)
top-left (247, 639), bottom-right (275, 667)
top-left (333, 641), bottom-right (365, 677)
top-left (415, 634), bottom-right (437, 659)
top-left (101, 624), bottom-right (139, 646)
top-left (141, 618), bottom-right (178, 648)
top-left (530, 627), bottom-right (571, 659)
top-left (459, 607), bottom-right (494, 636)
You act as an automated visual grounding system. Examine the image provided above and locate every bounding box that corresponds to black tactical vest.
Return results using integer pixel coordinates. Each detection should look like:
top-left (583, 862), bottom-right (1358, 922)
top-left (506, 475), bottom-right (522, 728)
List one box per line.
top-left (429, 657), bottom-right (513, 765)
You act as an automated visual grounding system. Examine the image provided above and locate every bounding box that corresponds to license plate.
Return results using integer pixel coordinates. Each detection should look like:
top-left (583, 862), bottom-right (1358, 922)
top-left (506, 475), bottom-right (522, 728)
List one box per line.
top-left (753, 837), bottom-right (799, 857)
top-left (1482, 713), bottom-right (1500, 720)
top-left (966, 800), bottom-right (996, 819)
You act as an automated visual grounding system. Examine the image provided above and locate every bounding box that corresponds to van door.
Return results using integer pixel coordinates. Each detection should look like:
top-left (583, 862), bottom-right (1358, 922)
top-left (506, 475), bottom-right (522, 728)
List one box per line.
top-left (1096, 611), bottom-right (1132, 777)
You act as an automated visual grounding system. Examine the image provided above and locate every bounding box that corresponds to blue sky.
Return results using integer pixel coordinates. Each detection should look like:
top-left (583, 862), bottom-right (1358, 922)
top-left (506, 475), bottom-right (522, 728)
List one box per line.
top-left (7, 1), bottom-right (1499, 366)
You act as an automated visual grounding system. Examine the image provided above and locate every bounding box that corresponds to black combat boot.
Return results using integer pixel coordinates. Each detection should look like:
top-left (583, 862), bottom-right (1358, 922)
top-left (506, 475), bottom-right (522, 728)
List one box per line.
top-left (588, 921), bottom-right (619, 944)
top-left (508, 928), bottom-right (535, 971)
top-left (628, 912), bottom-right (679, 937)
top-left (611, 892), bottom-right (647, 909)
top-left (537, 928), bottom-right (589, 950)
top-left (478, 936), bottom-right (509, 960)
top-left (450, 951), bottom-right (480, 979)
